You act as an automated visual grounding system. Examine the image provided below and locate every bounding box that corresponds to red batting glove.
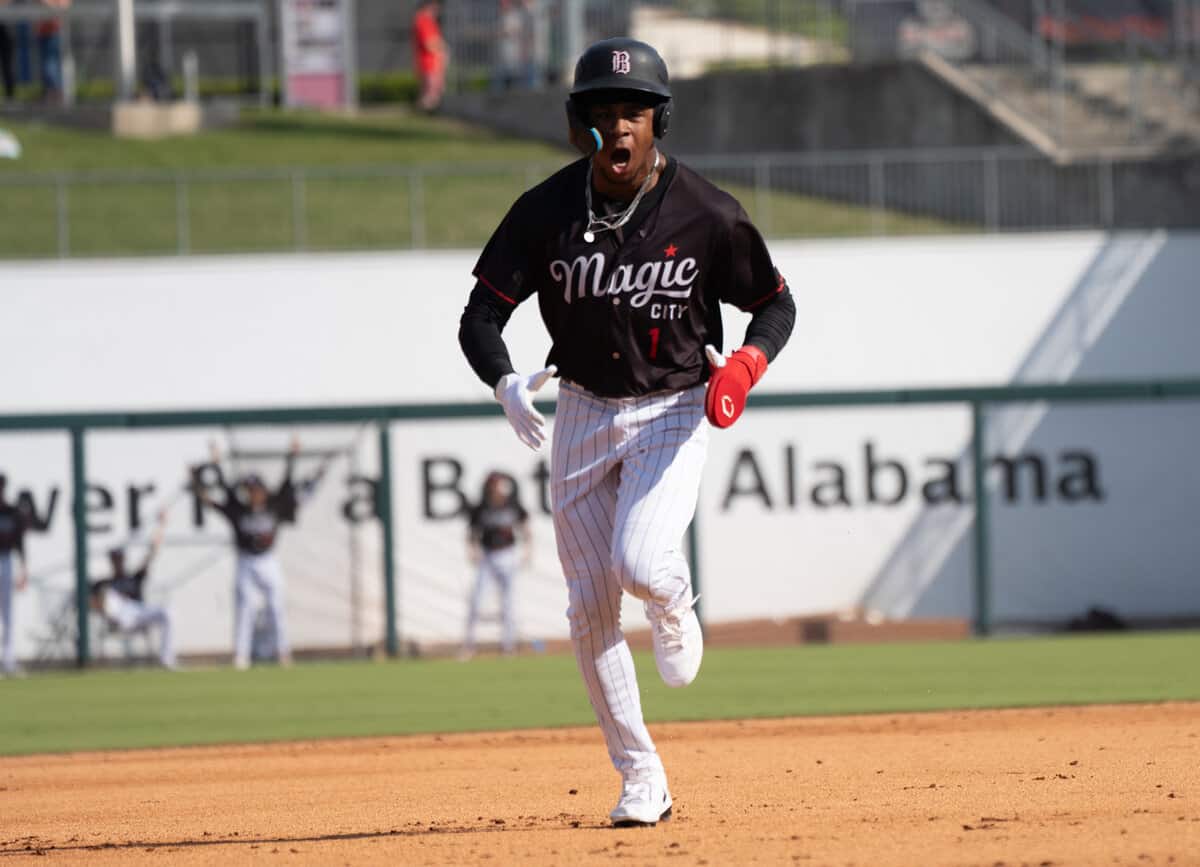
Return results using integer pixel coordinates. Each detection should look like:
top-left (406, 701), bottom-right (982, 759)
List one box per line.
top-left (704, 344), bottom-right (768, 429)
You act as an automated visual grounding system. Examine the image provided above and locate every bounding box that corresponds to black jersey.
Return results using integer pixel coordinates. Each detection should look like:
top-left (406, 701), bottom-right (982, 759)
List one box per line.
top-left (469, 500), bottom-right (528, 551)
top-left (0, 503), bottom-right (28, 555)
top-left (216, 501), bottom-right (290, 556)
top-left (92, 567), bottom-right (148, 603)
top-left (202, 460), bottom-right (299, 556)
top-left (470, 155), bottom-right (790, 398)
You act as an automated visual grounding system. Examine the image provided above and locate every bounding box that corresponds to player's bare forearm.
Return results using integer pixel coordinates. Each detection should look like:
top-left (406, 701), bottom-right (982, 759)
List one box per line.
top-left (279, 444), bottom-right (298, 495)
top-left (142, 509), bottom-right (169, 570)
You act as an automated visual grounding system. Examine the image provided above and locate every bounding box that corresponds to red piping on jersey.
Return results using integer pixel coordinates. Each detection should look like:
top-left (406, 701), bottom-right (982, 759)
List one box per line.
top-left (741, 276), bottom-right (786, 312)
top-left (475, 272), bottom-right (517, 305)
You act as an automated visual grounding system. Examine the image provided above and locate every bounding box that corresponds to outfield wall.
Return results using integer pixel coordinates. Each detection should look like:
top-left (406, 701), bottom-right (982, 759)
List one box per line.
top-left (2, 231), bottom-right (1198, 661)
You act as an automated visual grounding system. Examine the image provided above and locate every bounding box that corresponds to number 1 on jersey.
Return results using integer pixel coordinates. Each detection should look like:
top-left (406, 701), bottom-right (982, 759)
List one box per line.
top-left (648, 327), bottom-right (661, 360)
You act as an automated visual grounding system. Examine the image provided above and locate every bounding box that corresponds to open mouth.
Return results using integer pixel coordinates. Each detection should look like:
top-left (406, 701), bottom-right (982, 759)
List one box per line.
top-left (608, 146), bottom-right (632, 175)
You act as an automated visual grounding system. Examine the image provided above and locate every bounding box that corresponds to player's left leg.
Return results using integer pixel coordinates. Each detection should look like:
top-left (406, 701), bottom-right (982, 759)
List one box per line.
top-left (232, 555), bottom-right (256, 669)
top-left (552, 382), bottom-right (670, 824)
top-left (493, 547), bottom-right (518, 655)
top-left (610, 385), bottom-right (708, 688)
top-left (139, 605), bottom-right (177, 669)
top-left (462, 556), bottom-right (491, 657)
top-left (127, 603), bottom-right (176, 669)
top-left (255, 554), bottom-right (291, 665)
top-left (0, 553), bottom-right (14, 675)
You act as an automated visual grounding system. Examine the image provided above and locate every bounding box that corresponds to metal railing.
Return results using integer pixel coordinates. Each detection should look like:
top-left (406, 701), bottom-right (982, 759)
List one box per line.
top-left (443, 0), bottom-right (846, 93)
top-left (2, 147), bottom-right (1191, 261)
top-left (4, 377), bottom-right (1200, 665)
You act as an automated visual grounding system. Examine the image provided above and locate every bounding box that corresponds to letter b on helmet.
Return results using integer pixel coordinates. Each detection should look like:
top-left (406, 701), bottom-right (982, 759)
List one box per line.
top-left (569, 37), bottom-right (673, 139)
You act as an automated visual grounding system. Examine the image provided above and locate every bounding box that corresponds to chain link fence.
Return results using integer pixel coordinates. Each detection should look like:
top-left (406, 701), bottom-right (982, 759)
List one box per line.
top-left (0, 147), bottom-right (1178, 260)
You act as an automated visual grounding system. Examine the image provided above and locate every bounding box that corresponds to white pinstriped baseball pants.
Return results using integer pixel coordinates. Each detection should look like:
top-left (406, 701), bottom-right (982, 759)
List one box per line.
top-left (551, 380), bottom-right (708, 782)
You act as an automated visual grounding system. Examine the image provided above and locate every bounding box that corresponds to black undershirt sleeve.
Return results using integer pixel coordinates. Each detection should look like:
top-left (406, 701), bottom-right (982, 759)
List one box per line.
top-left (463, 186), bottom-right (541, 391)
top-left (280, 452), bottom-right (296, 493)
top-left (458, 282), bottom-right (521, 390)
top-left (743, 287), bottom-right (796, 364)
top-left (208, 463), bottom-right (238, 504)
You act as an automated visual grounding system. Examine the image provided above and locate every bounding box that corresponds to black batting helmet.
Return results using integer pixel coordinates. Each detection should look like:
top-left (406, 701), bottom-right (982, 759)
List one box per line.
top-left (567, 38), bottom-right (672, 139)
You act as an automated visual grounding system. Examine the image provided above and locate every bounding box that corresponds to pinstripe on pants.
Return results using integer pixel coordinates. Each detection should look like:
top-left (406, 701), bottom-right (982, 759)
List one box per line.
top-left (551, 380), bottom-right (708, 781)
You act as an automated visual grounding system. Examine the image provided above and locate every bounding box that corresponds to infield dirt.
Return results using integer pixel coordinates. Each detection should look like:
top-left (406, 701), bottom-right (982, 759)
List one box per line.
top-left (2, 703), bottom-right (1197, 866)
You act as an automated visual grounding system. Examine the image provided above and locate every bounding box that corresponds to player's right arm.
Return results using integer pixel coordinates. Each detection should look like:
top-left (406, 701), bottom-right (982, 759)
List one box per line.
top-left (459, 194), bottom-right (556, 451)
top-left (458, 192), bottom-right (538, 388)
top-left (280, 436), bottom-right (299, 493)
top-left (137, 508), bottom-right (169, 575)
top-left (189, 445), bottom-right (235, 517)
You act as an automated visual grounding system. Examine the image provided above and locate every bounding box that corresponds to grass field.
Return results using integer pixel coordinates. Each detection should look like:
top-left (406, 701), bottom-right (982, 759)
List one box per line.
top-left (0, 110), bottom-right (960, 258)
top-left (2, 632), bottom-right (1196, 757)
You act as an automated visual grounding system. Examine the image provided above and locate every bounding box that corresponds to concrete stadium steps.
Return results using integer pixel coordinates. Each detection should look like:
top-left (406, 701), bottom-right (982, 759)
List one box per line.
top-left (939, 60), bottom-right (1200, 157)
top-left (1062, 63), bottom-right (1200, 142)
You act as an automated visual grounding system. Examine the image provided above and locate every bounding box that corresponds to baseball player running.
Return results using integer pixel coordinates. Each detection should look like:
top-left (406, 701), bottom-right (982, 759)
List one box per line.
top-left (89, 509), bottom-right (179, 670)
top-left (461, 471), bottom-right (531, 659)
top-left (0, 473), bottom-right (32, 677)
top-left (459, 38), bottom-right (795, 826)
top-left (192, 437), bottom-right (312, 670)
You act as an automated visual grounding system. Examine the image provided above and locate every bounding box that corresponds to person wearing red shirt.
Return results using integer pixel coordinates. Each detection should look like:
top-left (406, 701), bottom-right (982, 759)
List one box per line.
top-left (412, 0), bottom-right (446, 111)
top-left (36, 0), bottom-right (69, 103)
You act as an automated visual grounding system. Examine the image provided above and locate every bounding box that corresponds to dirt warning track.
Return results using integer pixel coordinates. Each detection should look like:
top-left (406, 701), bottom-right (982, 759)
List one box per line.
top-left (2, 703), bottom-right (1197, 866)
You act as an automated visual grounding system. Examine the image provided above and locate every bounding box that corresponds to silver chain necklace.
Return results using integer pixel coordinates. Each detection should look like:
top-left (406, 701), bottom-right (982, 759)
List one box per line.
top-left (583, 149), bottom-right (660, 244)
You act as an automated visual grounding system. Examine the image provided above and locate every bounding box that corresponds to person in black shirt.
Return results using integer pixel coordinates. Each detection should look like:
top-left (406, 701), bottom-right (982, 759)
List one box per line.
top-left (459, 37), bottom-right (795, 826)
top-left (461, 471), bottom-right (530, 659)
top-left (89, 508), bottom-right (178, 669)
top-left (192, 437), bottom-right (317, 670)
top-left (0, 473), bottom-right (32, 677)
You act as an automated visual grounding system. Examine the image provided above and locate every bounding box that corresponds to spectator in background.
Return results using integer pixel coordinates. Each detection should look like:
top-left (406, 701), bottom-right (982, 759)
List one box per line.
top-left (519, 0), bottom-right (549, 89)
top-left (412, 0), bottom-right (446, 112)
top-left (492, 0), bottom-right (521, 92)
top-left (0, 1), bottom-right (15, 103)
top-left (36, 0), bottom-right (70, 104)
top-left (460, 472), bottom-right (530, 659)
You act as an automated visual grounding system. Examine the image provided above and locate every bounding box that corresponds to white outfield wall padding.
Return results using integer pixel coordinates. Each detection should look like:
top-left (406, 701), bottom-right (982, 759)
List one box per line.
top-left (1, 231), bottom-right (1199, 659)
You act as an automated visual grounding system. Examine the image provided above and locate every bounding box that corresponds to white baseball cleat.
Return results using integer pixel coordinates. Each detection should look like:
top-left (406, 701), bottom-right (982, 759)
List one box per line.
top-left (645, 593), bottom-right (703, 688)
top-left (610, 778), bottom-right (673, 827)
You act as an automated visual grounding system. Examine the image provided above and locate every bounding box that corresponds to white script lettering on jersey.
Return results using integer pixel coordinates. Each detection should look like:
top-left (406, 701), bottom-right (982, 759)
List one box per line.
top-left (550, 251), bottom-right (698, 308)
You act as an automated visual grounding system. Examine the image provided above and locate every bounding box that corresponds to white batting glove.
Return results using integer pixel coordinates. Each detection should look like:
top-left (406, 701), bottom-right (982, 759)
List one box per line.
top-left (704, 344), bottom-right (727, 369)
top-left (495, 365), bottom-right (558, 451)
